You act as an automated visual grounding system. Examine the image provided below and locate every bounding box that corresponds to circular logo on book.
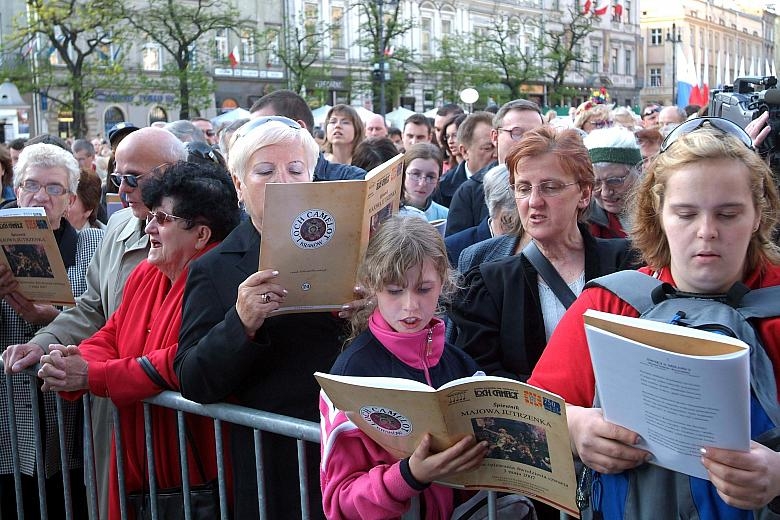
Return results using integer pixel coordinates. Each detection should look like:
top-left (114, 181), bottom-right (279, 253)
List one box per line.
top-left (360, 405), bottom-right (412, 436)
top-left (291, 209), bottom-right (336, 249)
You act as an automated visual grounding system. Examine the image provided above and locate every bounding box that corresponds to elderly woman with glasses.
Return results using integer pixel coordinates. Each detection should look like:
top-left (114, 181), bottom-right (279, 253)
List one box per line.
top-left (37, 161), bottom-right (240, 520)
top-left (173, 116), bottom-right (346, 519)
top-left (0, 143), bottom-right (104, 518)
top-left (583, 126), bottom-right (643, 239)
top-left (529, 118), bottom-right (780, 519)
top-left (450, 127), bottom-right (634, 379)
top-left (449, 128), bottom-right (637, 519)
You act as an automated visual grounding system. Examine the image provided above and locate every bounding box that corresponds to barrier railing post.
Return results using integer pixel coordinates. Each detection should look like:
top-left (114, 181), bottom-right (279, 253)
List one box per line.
top-left (55, 395), bottom-right (73, 520)
top-left (113, 405), bottom-right (129, 520)
top-left (253, 429), bottom-right (267, 519)
top-left (29, 377), bottom-right (47, 519)
top-left (5, 373), bottom-right (25, 520)
top-left (176, 411), bottom-right (193, 520)
top-left (82, 394), bottom-right (100, 520)
top-left (213, 419), bottom-right (229, 520)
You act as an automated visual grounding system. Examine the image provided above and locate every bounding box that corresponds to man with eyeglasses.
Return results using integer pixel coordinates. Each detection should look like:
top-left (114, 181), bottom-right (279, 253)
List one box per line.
top-left (3, 127), bottom-right (188, 520)
top-left (583, 127), bottom-right (643, 238)
top-left (443, 101), bottom-right (544, 237)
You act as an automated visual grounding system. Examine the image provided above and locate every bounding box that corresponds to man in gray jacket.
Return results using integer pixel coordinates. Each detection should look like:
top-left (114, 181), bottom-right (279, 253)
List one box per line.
top-left (3, 126), bottom-right (187, 519)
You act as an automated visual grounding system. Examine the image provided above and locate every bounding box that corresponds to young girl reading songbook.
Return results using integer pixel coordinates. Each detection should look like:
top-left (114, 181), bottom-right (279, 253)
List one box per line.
top-left (319, 216), bottom-right (488, 519)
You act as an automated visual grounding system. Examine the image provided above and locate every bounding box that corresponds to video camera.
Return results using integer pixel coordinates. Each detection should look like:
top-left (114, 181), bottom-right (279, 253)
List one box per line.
top-left (709, 76), bottom-right (780, 164)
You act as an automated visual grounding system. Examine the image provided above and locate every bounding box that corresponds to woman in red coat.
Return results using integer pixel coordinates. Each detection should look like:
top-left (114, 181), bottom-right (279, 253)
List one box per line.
top-left (37, 161), bottom-right (240, 520)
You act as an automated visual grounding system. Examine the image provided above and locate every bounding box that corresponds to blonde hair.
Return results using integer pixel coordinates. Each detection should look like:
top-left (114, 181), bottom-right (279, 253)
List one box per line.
top-left (349, 216), bottom-right (456, 338)
top-left (631, 127), bottom-right (780, 271)
top-left (574, 103), bottom-right (612, 130)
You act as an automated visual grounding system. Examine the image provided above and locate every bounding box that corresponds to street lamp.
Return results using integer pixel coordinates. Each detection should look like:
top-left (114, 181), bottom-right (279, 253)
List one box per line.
top-left (666, 23), bottom-right (682, 105)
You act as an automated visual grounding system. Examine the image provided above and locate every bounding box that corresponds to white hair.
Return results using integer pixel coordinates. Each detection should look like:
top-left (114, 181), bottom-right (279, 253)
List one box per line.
top-left (14, 143), bottom-right (80, 193)
top-left (228, 119), bottom-right (319, 181)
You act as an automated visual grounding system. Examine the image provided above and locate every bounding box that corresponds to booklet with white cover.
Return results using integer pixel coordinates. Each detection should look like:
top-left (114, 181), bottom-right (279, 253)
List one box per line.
top-left (583, 309), bottom-right (750, 480)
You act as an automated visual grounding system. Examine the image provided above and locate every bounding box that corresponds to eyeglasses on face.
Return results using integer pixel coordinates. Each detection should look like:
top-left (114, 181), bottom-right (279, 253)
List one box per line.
top-left (509, 181), bottom-right (579, 199)
top-left (232, 116), bottom-right (302, 143)
top-left (659, 117), bottom-right (753, 154)
top-left (587, 119), bottom-right (613, 130)
top-left (593, 173), bottom-right (631, 192)
top-left (406, 171), bottom-right (438, 185)
top-left (498, 127), bottom-right (526, 140)
top-left (145, 210), bottom-right (190, 226)
top-left (110, 172), bottom-right (148, 188)
top-left (20, 180), bottom-right (68, 196)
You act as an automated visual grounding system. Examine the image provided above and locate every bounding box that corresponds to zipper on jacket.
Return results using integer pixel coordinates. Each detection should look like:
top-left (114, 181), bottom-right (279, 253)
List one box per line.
top-left (422, 327), bottom-right (434, 386)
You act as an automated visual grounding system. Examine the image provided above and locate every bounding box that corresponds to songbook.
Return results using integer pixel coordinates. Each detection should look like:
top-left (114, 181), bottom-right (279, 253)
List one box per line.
top-left (0, 207), bottom-right (75, 305)
top-left (317, 372), bottom-right (579, 517)
top-left (259, 154), bottom-right (404, 314)
top-left (584, 309), bottom-right (750, 480)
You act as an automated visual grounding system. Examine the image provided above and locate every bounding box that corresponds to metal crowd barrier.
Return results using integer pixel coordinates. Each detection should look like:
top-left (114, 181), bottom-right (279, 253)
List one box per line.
top-left (1, 360), bottom-right (505, 520)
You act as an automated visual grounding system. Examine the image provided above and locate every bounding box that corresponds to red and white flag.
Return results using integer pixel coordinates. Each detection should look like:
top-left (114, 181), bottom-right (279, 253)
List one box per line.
top-left (228, 45), bottom-right (240, 69)
top-left (583, 0), bottom-right (592, 13)
top-left (594, 0), bottom-right (610, 15)
top-left (614, 0), bottom-right (624, 17)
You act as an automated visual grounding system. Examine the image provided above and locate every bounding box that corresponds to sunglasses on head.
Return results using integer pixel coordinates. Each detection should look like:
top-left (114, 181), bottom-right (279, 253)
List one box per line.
top-left (642, 106), bottom-right (661, 117)
top-left (231, 116), bottom-right (302, 144)
top-left (659, 117), bottom-right (753, 154)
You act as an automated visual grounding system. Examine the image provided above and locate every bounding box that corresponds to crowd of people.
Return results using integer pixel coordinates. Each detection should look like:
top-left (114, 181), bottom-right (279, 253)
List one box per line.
top-left (0, 90), bottom-right (778, 520)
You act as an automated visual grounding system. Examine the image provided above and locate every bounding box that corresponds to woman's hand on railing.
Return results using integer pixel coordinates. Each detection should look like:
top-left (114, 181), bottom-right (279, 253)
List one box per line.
top-left (38, 344), bottom-right (88, 392)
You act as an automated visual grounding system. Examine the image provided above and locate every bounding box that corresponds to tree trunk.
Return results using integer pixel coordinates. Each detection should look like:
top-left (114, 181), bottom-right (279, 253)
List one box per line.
top-left (179, 68), bottom-right (190, 120)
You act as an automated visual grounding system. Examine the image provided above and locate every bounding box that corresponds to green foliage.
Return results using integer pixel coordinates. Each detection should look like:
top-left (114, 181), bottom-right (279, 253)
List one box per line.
top-left (352, 1), bottom-right (415, 110)
top-left (124, 0), bottom-right (250, 119)
top-left (269, 14), bottom-right (333, 96)
top-left (472, 17), bottom-right (545, 98)
top-left (536, 4), bottom-right (596, 92)
top-left (2, 0), bottom-right (132, 138)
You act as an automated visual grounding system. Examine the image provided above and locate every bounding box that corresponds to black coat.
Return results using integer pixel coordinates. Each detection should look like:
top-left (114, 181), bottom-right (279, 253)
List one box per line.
top-left (175, 219), bottom-right (345, 519)
top-left (444, 161), bottom-right (497, 236)
top-left (449, 226), bottom-right (636, 381)
top-left (433, 161), bottom-right (467, 208)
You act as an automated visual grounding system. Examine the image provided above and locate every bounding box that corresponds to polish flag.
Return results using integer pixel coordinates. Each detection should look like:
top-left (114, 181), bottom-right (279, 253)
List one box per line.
top-left (594, 0), bottom-right (610, 16)
top-left (228, 45), bottom-right (240, 69)
top-left (583, 0), bottom-right (592, 13)
top-left (614, 0), bottom-right (624, 17)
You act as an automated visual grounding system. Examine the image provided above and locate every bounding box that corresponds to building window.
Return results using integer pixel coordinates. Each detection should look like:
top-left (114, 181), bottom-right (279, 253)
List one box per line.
top-left (103, 106), bottom-right (125, 137)
top-left (441, 18), bottom-right (452, 35)
top-left (265, 28), bottom-right (280, 66)
top-left (331, 5), bottom-right (344, 50)
top-left (611, 48), bottom-right (618, 73)
top-left (214, 28), bottom-right (228, 62)
top-left (625, 0), bottom-right (631, 22)
top-left (650, 67), bottom-right (662, 87)
top-left (421, 16), bottom-right (432, 54)
top-left (305, 3), bottom-right (318, 36)
top-left (241, 30), bottom-right (256, 64)
top-left (650, 28), bottom-right (662, 45)
top-left (149, 106), bottom-right (168, 126)
top-left (142, 43), bottom-right (162, 71)
top-left (624, 49), bottom-right (631, 74)
top-left (591, 44), bottom-right (600, 70)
